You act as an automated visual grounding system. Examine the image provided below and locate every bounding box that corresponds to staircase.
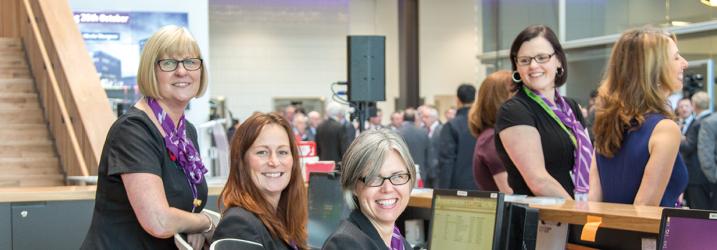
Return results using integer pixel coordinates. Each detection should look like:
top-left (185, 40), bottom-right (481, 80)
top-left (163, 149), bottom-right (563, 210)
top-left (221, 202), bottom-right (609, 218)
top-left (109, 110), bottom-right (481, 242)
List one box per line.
top-left (0, 37), bottom-right (64, 187)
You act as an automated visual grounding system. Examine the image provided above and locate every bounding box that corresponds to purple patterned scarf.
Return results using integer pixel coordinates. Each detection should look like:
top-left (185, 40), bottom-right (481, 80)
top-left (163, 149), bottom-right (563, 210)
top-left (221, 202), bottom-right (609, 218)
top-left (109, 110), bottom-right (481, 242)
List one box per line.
top-left (390, 225), bottom-right (405, 250)
top-left (146, 97), bottom-right (207, 210)
top-left (525, 87), bottom-right (593, 196)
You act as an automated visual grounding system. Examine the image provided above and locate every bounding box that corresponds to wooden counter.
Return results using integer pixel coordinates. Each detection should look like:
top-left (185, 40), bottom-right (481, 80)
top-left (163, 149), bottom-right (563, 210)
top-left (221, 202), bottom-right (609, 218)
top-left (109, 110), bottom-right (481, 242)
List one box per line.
top-left (406, 189), bottom-right (663, 234)
top-left (0, 184), bottom-right (226, 203)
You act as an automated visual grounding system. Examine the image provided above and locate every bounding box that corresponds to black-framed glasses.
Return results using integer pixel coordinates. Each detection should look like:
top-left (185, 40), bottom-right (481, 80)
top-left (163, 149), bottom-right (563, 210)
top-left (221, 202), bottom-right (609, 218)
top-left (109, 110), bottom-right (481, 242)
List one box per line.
top-left (361, 173), bottom-right (411, 187)
top-left (515, 53), bottom-right (555, 66)
top-left (156, 58), bottom-right (203, 72)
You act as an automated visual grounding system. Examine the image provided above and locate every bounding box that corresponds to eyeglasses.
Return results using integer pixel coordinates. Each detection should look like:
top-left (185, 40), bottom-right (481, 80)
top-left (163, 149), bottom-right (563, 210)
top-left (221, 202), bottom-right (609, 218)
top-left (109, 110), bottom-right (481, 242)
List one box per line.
top-left (156, 58), bottom-right (203, 72)
top-left (361, 173), bottom-right (411, 187)
top-left (515, 53), bottom-right (555, 66)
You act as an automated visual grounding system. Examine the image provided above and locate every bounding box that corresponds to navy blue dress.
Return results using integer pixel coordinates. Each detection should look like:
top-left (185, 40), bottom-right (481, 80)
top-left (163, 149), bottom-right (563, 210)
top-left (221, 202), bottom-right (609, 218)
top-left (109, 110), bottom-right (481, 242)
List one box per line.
top-left (596, 114), bottom-right (688, 207)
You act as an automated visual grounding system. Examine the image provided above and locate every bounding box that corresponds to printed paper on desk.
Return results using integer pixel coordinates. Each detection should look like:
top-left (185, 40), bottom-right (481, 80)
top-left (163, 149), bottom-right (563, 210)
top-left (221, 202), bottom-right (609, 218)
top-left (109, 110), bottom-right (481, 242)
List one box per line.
top-left (536, 220), bottom-right (568, 250)
top-left (297, 141), bottom-right (316, 157)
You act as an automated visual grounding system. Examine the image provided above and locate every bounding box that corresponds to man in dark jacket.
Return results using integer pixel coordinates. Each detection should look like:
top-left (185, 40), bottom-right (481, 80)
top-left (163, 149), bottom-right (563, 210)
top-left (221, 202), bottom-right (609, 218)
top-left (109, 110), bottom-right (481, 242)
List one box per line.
top-left (316, 102), bottom-right (349, 163)
top-left (438, 84), bottom-right (478, 190)
top-left (398, 109), bottom-right (430, 184)
top-left (682, 91), bottom-right (713, 209)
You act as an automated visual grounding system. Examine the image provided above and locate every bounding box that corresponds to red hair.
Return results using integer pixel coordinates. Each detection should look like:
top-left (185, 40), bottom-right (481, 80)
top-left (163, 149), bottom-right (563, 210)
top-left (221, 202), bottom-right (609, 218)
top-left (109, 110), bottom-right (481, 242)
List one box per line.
top-left (220, 112), bottom-right (308, 249)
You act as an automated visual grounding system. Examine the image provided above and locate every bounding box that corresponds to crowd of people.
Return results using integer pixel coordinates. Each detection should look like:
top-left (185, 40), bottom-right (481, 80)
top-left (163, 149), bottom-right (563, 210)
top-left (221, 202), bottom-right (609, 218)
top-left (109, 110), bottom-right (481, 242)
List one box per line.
top-left (79, 23), bottom-right (715, 250)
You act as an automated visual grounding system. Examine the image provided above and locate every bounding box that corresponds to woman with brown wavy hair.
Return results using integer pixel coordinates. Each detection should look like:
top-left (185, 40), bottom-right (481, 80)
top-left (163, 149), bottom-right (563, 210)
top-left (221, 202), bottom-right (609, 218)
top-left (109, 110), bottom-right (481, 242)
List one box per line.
top-left (213, 112), bottom-right (308, 249)
top-left (589, 27), bottom-right (688, 207)
top-left (468, 70), bottom-right (514, 193)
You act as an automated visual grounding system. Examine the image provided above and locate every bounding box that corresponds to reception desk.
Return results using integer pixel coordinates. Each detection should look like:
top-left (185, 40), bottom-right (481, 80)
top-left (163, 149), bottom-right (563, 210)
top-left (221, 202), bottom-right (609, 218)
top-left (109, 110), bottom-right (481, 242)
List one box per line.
top-left (0, 184), bottom-right (225, 250)
top-left (406, 189), bottom-right (663, 234)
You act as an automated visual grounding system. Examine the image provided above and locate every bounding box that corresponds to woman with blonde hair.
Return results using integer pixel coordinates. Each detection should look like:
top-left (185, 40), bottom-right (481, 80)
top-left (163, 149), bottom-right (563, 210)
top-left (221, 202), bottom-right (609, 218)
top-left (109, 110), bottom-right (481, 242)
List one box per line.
top-left (589, 27), bottom-right (688, 207)
top-left (213, 112), bottom-right (308, 249)
top-left (81, 25), bottom-right (213, 250)
top-left (468, 70), bottom-right (514, 193)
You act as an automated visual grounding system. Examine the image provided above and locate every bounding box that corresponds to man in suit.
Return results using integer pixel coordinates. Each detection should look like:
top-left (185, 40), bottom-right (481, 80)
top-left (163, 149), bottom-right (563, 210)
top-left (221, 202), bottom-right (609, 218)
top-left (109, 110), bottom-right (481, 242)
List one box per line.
top-left (398, 108), bottom-right (430, 184)
top-left (389, 111), bottom-right (403, 131)
top-left (438, 84), bottom-right (478, 190)
top-left (315, 102), bottom-right (349, 164)
top-left (421, 105), bottom-right (442, 188)
top-left (681, 91), bottom-right (712, 209)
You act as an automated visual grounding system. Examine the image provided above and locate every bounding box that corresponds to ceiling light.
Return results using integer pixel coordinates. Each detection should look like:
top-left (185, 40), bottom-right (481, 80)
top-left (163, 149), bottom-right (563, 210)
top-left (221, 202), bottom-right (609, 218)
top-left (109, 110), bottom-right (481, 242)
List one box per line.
top-left (701, 0), bottom-right (717, 7)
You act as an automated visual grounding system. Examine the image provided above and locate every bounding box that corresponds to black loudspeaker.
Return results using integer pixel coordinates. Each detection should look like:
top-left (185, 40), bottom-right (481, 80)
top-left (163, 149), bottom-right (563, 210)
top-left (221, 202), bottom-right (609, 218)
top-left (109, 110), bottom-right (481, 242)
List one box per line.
top-left (347, 36), bottom-right (386, 102)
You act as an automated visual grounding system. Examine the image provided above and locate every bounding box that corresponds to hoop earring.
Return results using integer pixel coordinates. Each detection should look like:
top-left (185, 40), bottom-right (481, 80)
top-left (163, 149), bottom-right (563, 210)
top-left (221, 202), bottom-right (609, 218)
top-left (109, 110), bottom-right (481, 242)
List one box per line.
top-left (556, 67), bottom-right (564, 77)
top-left (512, 71), bottom-right (522, 83)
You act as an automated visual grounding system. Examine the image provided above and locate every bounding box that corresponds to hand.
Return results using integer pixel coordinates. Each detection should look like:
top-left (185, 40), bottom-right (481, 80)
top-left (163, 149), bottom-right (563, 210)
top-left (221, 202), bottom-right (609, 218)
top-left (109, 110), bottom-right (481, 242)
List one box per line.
top-left (187, 233), bottom-right (207, 250)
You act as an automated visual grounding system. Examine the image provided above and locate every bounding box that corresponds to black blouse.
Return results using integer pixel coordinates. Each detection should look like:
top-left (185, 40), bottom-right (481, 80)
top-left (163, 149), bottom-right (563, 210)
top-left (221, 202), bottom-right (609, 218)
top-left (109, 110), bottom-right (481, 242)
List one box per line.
top-left (322, 209), bottom-right (411, 250)
top-left (494, 90), bottom-right (585, 197)
top-left (81, 107), bottom-right (207, 250)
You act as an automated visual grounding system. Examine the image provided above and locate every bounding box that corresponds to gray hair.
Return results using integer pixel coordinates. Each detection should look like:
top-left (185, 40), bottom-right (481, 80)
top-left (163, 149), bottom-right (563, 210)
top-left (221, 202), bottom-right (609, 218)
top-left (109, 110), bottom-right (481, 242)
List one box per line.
top-left (340, 129), bottom-right (417, 209)
top-left (692, 91), bottom-right (710, 110)
top-left (325, 102), bottom-right (345, 119)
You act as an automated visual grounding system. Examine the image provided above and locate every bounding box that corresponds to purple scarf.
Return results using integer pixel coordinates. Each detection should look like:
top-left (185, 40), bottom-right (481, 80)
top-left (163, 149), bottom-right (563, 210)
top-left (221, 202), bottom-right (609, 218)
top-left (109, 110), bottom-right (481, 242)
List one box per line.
top-left (147, 97), bottom-right (207, 210)
top-left (390, 226), bottom-right (405, 250)
top-left (525, 87), bottom-right (593, 195)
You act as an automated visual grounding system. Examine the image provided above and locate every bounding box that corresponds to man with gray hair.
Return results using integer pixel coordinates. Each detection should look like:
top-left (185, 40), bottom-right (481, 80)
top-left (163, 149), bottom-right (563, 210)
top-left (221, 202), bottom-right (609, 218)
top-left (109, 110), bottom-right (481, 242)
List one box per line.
top-left (421, 105), bottom-right (442, 188)
top-left (316, 102), bottom-right (349, 163)
top-left (695, 91), bottom-right (717, 209)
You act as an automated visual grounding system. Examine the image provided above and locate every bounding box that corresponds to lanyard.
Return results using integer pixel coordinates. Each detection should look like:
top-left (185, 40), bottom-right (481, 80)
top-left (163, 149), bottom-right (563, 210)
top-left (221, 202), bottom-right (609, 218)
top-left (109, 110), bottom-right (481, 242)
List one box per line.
top-left (522, 86), bottom-right (576, 147)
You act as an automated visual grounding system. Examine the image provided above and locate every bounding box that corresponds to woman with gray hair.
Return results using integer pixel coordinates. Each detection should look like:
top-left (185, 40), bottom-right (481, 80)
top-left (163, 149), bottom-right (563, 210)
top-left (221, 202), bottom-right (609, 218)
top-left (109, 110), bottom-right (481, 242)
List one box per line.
top-left (322, 129), bottom-right (416, 250)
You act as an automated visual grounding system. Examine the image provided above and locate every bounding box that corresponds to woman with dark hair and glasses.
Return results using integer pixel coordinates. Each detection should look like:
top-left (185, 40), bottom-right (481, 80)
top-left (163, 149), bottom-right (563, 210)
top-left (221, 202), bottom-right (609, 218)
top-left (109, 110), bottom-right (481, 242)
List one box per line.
top-left (82, 25), bottom-right (214, 249)
top-left (495, 25), bottom-right (592, 201)
top-left (322, 129), bottom-right (416, 250)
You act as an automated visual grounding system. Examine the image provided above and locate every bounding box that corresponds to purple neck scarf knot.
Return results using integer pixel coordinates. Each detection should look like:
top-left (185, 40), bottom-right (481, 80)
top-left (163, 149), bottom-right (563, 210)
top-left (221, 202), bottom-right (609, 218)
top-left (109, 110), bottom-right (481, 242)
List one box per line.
top-left (147, 97), bottom-right (207, 208)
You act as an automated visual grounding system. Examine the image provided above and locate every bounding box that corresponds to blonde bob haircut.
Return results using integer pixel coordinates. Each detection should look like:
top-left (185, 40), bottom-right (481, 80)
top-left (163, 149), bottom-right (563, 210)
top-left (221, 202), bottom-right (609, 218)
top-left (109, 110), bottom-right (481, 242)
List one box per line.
top-left (594, 27), bottom-right (679, 157)
top-left (137, 25), bottom-right (207, 99)
top-left (340, 129), bottom-right (417, 209)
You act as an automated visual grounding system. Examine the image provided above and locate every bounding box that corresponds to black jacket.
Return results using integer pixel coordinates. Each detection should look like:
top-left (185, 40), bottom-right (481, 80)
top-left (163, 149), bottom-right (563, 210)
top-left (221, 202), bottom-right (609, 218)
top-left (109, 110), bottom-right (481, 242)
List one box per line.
top-left (212, 207), bottom-right (293, 250)
top-left (322, 209), bottom-right (411, 250)
top-left (438, 107), bottom-right (478, 190)
top-left (316, 118), bottom-right (349, 163)
top-left (680, 112), bottom-right (711, 185)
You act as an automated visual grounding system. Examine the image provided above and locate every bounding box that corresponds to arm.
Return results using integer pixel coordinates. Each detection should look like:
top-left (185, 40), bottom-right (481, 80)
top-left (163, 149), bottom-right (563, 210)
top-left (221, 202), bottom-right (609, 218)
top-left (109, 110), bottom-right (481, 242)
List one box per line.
top-left (698, 120), bottom-right (717, 183)
top-left (588, 152), bottom-right (602, 202)
top-left (633, 119), bottom-right (681, 206)
top-left (679, 122), bottom-right (698, 154)
top-left (122, 173), bottom-right (211, 238)
top-left (498, 125), bottom-right (572, 199)
top-left (492, 172), bottom-right (513, 194)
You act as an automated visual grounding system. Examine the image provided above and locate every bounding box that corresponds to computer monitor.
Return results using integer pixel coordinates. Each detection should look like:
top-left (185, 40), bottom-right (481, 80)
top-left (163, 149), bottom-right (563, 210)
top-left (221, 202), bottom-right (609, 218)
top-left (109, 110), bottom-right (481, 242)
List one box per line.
top-left (500, 202), bottom-right (538, 250)
top-left (428, 189), bottom-right (504, 250)
top-left (307, 172), bottom-right (350, 249)
top-left (658, 208), bottom-right (717, 250)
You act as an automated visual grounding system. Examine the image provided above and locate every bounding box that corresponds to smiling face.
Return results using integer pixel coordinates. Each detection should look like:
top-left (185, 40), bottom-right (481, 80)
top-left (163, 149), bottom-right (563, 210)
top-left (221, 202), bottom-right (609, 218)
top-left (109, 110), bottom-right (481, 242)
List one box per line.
top-left (244, 124), bottom-right (293, 207)
top-left (515, 36), bottom-right (561, 94)
top-left (354, 150), bottom-right (411, 227)
top-left (667, 39), bottom-right (688, 94)
top-left (155, 54), bottom-right (201, 108)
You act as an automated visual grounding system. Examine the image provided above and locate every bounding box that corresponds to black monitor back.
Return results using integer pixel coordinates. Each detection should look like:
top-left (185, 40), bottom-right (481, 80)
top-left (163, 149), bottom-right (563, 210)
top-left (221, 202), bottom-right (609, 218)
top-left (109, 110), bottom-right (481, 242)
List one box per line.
top-left (307, 172), bottom-right (350, 248)
top-left (499, 202), bottom-right (538, 250)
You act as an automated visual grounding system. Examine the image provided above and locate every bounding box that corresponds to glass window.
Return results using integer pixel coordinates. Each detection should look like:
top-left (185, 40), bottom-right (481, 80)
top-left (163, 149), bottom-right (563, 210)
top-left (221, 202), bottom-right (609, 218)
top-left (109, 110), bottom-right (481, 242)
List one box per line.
top-left (481, 0), bottom-right (559, 52)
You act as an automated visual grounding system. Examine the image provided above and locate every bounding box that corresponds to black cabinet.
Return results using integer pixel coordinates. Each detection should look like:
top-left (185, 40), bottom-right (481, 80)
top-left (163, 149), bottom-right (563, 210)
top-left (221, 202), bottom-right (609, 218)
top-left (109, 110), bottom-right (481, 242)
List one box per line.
top-left (11, 200), bottom-right (94, 250)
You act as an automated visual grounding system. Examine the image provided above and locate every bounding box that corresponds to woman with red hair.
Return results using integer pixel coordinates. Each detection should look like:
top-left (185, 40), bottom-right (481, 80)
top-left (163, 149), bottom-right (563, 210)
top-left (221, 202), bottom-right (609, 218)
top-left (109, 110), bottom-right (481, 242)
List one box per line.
top-left (213, 112), bottom-right (308, 249)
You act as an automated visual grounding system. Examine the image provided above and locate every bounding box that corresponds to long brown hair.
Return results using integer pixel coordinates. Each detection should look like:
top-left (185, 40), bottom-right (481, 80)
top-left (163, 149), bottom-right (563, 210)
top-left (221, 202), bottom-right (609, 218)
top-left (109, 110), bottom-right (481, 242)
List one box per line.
top-left (220, 112), bottom-right (308, 249)
top-left (469, 70), bottom-right (513, 137)
top-left (594, 27), bottom-right (678, 157)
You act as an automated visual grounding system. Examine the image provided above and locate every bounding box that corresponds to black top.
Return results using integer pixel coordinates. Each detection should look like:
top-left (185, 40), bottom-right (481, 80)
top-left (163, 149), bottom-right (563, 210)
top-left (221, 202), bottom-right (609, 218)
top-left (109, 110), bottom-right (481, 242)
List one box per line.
top-left (315, 118), bottom-right (349, 163)
top-left (494, 90), bottom-right (585, 196)
top-left (212, 206), bottom-right (293, 250)
top-left (438, 107), bottom-right (478, 190)
top-left (81, 107), bottom-right (207, 250)
top-left (322, 209), bottom-right (411, 250)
